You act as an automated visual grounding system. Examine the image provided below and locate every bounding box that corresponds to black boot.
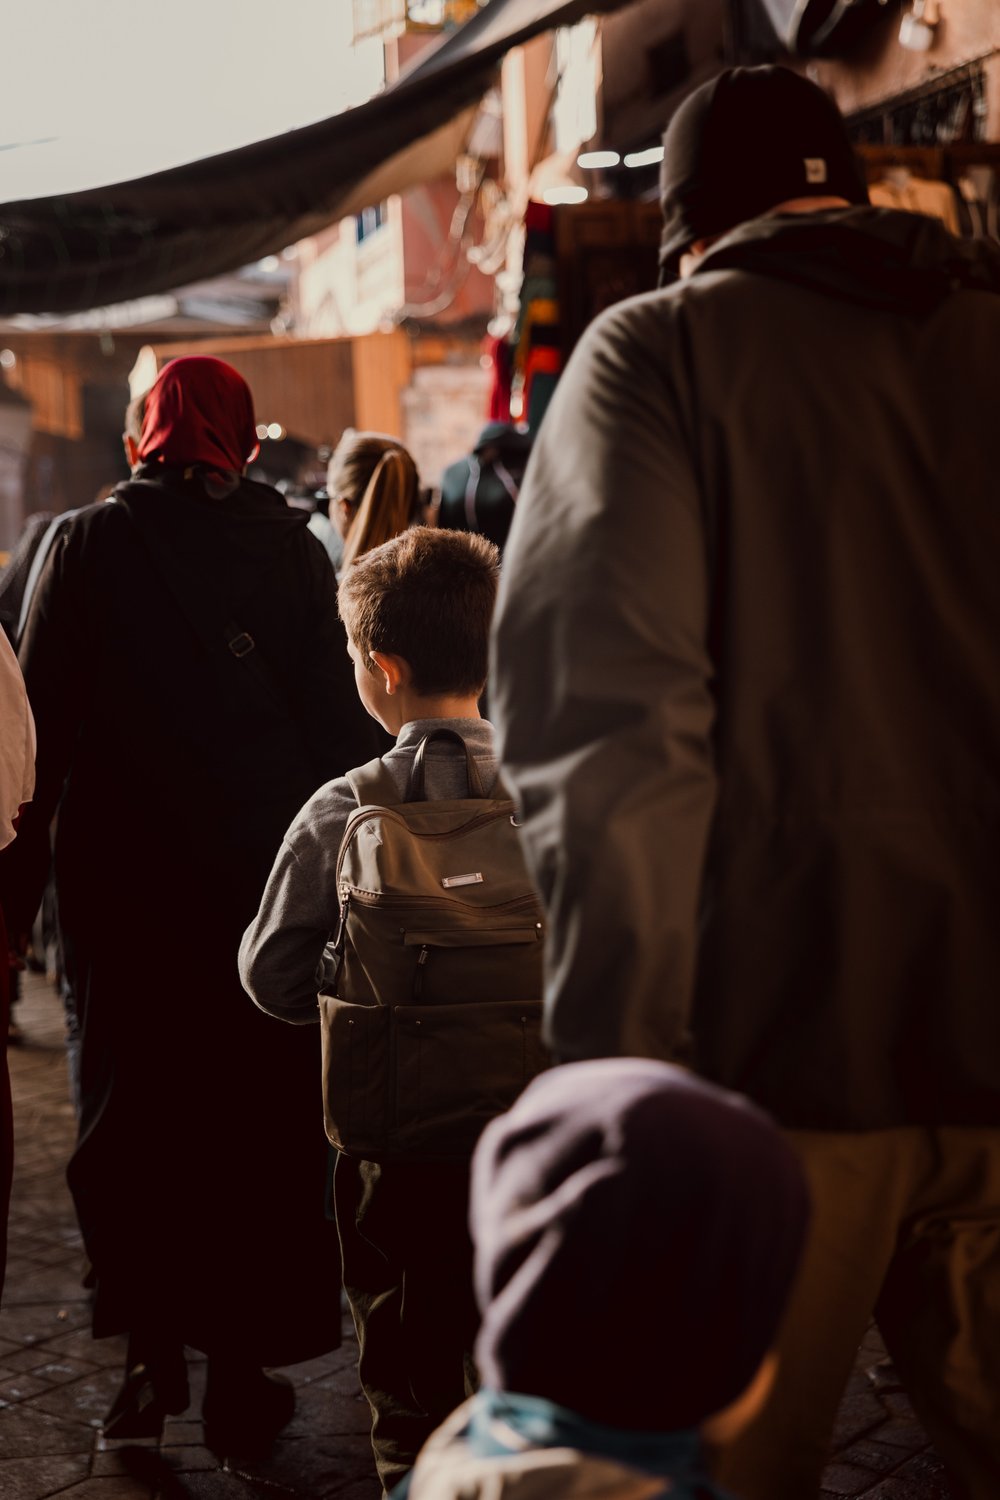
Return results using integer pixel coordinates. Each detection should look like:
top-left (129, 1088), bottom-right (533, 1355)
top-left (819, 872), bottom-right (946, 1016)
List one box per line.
top-left (102, 1338), bottom-right (189, 1441)
top-left (202, 1360), bottom-right (296, 1455)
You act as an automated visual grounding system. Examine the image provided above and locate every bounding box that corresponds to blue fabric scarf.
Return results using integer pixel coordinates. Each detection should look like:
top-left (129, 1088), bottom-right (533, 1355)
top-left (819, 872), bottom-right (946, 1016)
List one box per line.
top-left (462, 1388), bottom-right (734, 1497)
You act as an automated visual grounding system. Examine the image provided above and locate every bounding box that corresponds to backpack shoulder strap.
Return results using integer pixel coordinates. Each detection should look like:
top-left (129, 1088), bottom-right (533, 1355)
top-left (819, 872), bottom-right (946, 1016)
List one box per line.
top-left (492, 458), bottom-right (520, 506)
top-left (344, 757), bottom-right (402, 809)
top-left (406, 728), bottom-right (486, 801)
top-left (463, 454), bottom-right (481, 530)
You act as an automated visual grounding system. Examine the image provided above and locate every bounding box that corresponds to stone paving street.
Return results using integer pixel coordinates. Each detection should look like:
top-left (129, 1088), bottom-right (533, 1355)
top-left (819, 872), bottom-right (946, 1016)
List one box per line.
top-left (2, 969), bottom-right (380, 1500)
top-left (3, 970), bottom-right (951, 1500)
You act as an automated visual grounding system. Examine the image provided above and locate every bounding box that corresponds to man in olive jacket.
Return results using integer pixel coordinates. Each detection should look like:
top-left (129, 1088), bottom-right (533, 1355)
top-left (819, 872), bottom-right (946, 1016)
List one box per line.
top-left (491, 67), bottom-right (1000, 1500)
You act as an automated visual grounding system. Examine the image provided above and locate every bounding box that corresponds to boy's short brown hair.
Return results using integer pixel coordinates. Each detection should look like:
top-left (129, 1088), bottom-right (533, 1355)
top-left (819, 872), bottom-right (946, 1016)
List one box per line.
top-left (338, 526), bottom-right (500, 697)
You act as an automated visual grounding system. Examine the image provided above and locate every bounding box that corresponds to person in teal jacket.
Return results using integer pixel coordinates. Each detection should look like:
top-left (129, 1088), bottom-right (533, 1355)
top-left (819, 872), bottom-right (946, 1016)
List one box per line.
top-left (396, 1057), bottom-right (809, 1500)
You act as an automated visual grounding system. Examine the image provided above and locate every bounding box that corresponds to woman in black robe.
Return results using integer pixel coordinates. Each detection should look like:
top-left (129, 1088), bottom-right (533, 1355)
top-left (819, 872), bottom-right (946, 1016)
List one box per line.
top-left (0, 357), bottom-right (377, 1447)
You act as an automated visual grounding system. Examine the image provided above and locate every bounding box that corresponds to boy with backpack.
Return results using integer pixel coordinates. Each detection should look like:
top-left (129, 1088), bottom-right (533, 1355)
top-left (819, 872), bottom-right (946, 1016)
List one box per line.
top-left (239, 526), bottom-right (545, 1495)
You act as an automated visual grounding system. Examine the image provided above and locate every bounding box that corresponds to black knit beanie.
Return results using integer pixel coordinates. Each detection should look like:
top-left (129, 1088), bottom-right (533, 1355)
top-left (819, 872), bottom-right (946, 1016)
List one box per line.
top-left (472, 1058), bottom-right (810, 1432)
top-left (658, 65), bottom-right (868, 283)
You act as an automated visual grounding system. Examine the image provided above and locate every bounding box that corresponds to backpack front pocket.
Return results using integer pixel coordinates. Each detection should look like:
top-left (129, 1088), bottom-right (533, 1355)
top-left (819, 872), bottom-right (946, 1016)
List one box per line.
top-left (391, 998), bottom-right (548, 1159)
top-left (402, 924), bottom-right (543, 1003)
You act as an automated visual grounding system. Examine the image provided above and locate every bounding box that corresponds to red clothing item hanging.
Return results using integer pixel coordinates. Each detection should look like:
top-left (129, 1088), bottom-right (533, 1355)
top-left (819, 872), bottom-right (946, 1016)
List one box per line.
top-left (485, 336), bottom-right (513, 422)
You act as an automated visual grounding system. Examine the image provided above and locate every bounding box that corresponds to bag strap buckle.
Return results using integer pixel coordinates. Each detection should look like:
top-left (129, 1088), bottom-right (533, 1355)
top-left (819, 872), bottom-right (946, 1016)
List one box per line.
top-left (228, 631), bottom-right (255, 659)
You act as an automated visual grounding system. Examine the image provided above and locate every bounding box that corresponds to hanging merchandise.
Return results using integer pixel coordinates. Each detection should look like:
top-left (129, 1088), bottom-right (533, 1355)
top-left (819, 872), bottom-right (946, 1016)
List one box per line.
top-left (510, 202), bottom-right (563, 433)
top-left (847, 58), bottom-right (987, 149)
top-left (960, 167), bottom-right (1000, 245)
top-left (898, 0), bottom-right (940, 52)
top-left (483, 334), bottom-right (513, 423)
top-left (851, 64), bottom-right (1000, 246)
top-left (858, 143), bottom-right (1000, 249)
top-left (868, 168), bottom-right (961, 233)
top-left (757, 0), bottom-right (893, 57)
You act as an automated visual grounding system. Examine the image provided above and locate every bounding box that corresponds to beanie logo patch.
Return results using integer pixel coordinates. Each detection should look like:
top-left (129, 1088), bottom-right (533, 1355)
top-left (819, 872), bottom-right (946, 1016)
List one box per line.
top-left (804, 157), bottom-right (828, 185)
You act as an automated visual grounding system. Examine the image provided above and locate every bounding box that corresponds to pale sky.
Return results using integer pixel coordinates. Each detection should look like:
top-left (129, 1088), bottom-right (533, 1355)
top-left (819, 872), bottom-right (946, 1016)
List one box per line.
top-left (0, 0), bottom-right (386, 201)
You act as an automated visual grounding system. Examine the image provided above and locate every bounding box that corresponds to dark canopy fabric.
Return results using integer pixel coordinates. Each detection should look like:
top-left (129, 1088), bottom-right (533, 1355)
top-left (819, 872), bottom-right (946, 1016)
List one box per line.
top-left (0, 0), bottom-right (634, 315)
top-left (758, 0), bottom-right (891, 56)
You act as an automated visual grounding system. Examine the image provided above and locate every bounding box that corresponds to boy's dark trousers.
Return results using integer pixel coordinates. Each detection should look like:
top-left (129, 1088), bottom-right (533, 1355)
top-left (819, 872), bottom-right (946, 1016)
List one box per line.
top-left (334, 1153), bottom-right (479, 1496)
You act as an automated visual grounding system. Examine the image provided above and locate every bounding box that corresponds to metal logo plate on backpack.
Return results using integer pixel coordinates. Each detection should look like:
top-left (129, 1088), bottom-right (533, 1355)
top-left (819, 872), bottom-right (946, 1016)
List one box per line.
top-left (441, 872), bottom-right (484, 889)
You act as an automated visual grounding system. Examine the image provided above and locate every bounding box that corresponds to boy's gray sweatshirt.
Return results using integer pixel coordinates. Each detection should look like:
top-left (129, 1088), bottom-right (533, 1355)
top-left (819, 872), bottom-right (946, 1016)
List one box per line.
top-left (239, 718), bottom-right (498, 1023)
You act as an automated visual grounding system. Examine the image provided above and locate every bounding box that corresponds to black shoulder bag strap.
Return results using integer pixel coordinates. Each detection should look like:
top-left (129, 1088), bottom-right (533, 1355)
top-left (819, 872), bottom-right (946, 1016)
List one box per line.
top-left (220, 619), bottom-right (291, 718)
top-left (463, 454), bottom-right (519, 532)
top-left (14, 508), bottom-right (85, 647)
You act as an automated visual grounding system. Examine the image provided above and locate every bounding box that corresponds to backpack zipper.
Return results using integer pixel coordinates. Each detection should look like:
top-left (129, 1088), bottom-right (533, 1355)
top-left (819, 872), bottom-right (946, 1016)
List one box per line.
top-left (339, 803), bottom-right (512, 854)
top-left (332, 889), bottom-right (351, 958)
top-left (344, 890), bottom-right (541, 916)
top-left (413, 945), bottom-right (430, 1000)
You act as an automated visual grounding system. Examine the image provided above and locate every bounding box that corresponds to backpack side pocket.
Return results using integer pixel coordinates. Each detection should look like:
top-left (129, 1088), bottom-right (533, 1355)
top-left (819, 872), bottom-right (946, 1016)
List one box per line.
top-left (319, 995), bottom-right (390, 1159)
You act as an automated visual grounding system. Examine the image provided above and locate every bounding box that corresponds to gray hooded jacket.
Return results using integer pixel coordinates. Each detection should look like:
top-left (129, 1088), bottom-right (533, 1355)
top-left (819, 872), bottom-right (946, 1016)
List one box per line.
top-left (492, 206), bottom-right (1000, 1130)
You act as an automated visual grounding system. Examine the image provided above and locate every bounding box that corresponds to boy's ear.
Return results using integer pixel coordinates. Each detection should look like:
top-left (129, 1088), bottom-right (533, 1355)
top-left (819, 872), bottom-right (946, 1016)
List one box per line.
top-left (370, 651), bottom-right (410, 696)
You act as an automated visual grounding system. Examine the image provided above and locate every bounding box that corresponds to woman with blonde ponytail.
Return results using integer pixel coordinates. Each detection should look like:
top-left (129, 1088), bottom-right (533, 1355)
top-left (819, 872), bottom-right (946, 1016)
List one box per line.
top-left (328, 430), bottom-right (423, 570)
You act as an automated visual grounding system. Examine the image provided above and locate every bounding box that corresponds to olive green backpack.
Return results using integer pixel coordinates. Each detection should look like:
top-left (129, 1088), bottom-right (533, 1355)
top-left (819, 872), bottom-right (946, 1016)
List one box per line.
top-left (318, 729), bottom-right (548, 1162)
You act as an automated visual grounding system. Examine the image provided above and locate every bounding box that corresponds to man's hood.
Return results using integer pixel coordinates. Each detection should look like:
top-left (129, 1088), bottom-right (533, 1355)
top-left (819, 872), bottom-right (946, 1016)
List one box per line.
top-left (694, 205), bottom-right (1000, 315)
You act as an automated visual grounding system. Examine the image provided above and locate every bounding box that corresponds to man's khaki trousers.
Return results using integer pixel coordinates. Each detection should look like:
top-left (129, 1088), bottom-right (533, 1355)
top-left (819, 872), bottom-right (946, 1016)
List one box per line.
top-left (714, 1128), bottom-right (1000, 1500)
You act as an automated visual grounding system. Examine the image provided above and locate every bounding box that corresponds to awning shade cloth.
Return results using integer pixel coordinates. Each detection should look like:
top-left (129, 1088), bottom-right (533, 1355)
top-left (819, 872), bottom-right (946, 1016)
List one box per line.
top-left (759, 0), bottom-right (890, 56)
top-left (0, 0), bottom-right (633, 315)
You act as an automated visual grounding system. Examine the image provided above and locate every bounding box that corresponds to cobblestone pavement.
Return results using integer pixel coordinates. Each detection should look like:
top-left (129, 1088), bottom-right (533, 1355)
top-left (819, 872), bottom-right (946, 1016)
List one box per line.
top-left (3, 970), bottom-right (950, 1500)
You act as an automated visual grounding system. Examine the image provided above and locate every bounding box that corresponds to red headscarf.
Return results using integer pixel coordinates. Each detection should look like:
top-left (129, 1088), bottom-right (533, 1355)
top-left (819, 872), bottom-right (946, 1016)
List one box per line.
top-left (138, 356), bottom-right (258, 474)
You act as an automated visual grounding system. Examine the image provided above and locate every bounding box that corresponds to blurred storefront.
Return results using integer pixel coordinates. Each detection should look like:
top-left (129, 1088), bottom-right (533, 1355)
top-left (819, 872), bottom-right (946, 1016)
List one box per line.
top-left (483, 0), bottom-right (1000, 425)
top-left (4, 0), bottom-right (999, 537)
top-left (0, 381), bottom-right (32, 556)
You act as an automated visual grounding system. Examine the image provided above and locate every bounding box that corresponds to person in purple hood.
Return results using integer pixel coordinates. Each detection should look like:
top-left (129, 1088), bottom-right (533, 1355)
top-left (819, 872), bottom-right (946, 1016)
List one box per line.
top-left (396, 1057), bottom-right (810, 1500)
